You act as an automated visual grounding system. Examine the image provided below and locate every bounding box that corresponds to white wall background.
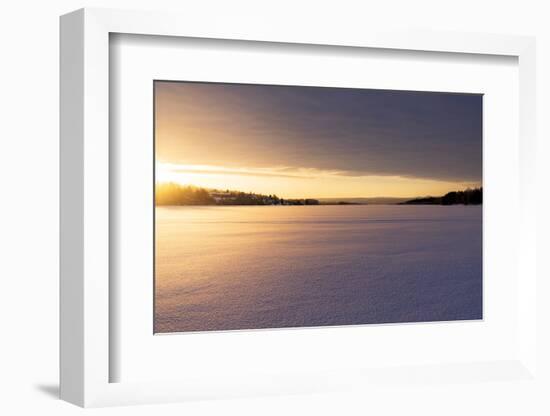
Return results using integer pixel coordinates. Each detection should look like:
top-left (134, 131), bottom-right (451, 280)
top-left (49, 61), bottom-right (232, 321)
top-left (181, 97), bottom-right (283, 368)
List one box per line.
top-left (0, 0), bottom-right (548, 414)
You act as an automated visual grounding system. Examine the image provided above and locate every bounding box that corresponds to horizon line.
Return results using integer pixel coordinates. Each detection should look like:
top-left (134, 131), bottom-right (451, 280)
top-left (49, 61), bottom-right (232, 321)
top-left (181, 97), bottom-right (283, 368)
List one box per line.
top-left (155, 181), bottom-right (482, 200)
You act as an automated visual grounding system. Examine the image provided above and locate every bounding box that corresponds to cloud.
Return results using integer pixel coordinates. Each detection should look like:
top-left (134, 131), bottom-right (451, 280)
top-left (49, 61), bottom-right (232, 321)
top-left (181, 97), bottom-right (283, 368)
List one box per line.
top-left (155, 82), bottom-right (482, 182)
top-left (171, 166), bottom-right (315, 179)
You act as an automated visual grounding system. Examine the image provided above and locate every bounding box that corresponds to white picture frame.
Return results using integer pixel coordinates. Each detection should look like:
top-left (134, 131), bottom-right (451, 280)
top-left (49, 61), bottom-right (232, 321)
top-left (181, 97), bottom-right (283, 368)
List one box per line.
top-left (60, 7), bottom-right (538, 408)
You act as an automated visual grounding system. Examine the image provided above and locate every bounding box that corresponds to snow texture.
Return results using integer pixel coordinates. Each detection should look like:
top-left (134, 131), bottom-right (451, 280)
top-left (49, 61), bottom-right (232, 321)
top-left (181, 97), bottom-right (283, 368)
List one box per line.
top-left (155, 205), bottom-right (482, 333)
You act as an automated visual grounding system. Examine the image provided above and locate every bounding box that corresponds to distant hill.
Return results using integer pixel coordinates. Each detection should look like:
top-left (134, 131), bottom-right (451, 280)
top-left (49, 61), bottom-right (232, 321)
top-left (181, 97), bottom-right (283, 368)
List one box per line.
top-left (400, 187), bottom-right (482, 205)
top-left (318, 197), bottom-right (411, 205)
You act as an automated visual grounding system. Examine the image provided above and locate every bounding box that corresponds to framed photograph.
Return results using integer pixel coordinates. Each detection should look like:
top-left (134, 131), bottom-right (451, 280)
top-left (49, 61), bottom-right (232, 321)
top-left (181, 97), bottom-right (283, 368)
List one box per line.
top-left (153, 81), bottom-right (483, 334)
top-left (60, 8), bottom-right (539, 408)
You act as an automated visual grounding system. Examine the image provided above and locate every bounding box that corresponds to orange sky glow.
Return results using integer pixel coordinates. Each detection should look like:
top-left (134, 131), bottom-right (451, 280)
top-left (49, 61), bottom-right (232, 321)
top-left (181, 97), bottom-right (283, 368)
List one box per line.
top-left (155, 162), bottom-right (480, 199)
top-left (155, 81), bottom-right (482, 199)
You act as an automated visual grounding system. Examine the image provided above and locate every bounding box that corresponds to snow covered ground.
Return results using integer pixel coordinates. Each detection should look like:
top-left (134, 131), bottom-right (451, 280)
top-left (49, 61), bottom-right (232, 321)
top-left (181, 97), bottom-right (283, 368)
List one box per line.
top-left (155, 205), bottom-right (482, 333)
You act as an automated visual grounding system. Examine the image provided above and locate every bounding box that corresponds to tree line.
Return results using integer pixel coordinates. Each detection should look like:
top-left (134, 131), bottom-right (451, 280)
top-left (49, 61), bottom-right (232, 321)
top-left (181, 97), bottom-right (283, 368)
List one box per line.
top-left (155, 183), bottom-right (319, 206)
top-left (155, 183), bottom-right (215, 205)
top-left (400, 187), bottom-right (482, 205)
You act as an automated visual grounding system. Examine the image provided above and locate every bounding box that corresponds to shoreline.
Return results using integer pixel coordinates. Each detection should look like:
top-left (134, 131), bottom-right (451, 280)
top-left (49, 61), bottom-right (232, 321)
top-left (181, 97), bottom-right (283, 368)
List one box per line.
top-left (155, 203), bottom-right (482, 207)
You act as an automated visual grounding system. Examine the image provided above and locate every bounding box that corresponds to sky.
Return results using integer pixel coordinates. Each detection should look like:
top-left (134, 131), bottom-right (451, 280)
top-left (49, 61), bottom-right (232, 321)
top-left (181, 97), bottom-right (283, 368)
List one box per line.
top-left (155, 81), bottom-right (482, 198)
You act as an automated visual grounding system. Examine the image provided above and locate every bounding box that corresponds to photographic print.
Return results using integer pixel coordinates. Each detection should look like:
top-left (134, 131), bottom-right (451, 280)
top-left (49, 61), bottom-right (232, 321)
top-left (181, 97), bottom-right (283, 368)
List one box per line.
top-left (154, 81), bottom-right (482, 333)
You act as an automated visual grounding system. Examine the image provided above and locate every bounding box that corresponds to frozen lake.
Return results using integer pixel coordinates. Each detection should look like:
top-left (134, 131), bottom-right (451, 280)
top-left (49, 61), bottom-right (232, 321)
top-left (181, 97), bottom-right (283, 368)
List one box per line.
top-left (155, 205), bottom-right (482, 333)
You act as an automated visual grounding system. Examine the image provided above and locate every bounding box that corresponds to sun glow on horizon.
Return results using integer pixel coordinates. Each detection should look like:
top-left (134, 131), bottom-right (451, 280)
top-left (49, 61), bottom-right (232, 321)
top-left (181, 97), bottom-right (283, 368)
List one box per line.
top-left (155, 162), bottom-right (481, 199)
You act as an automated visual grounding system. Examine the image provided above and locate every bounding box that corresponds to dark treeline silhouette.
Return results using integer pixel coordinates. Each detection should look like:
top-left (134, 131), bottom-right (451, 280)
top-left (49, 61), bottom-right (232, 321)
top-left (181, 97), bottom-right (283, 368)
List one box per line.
top-left (155, 183), bottom-right (320, 206)
top-left (156, 183), bottom-right (482, 207)
top-left (156, 183), bottom-right (215, 205)
top-left (401, 187), bottom-right (482, 205)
